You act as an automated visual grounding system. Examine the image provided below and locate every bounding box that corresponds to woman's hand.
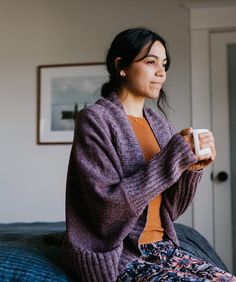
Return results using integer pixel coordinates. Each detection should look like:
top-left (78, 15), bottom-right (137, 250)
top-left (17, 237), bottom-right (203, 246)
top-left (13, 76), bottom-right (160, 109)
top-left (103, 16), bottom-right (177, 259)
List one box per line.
top-left (179, 128), bottom-right (216, 171)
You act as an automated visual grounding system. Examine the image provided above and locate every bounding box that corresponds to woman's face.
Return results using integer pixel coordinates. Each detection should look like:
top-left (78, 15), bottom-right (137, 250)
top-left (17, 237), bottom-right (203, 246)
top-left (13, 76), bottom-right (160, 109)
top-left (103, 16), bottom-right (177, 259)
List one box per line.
top-left (124, 40), bottom-right (167, 99)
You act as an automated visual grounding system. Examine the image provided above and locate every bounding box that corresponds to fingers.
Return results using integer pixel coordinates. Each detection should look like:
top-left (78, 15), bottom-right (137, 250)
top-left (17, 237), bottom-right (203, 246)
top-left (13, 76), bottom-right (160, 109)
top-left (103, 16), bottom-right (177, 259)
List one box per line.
top-left (198, 131), bottom-right (216, 160)
top-left (180, 129), bottom-right (216, 165)
top-left (210, 142), bottom-right (216, 161)
top-left (179, 127), bottom-right (193, 136)
top-left (199, 132), bottom-right (214, 149)
top-left (189, 154), bottom-right (214, 171)
top-left (195, 153), bottom-right (211, 162)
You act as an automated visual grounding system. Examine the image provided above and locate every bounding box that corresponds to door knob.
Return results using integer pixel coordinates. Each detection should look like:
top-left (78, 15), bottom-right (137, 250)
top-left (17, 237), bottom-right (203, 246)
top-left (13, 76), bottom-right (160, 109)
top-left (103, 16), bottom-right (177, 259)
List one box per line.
top-left (216, 171), bottom-right (228, 182)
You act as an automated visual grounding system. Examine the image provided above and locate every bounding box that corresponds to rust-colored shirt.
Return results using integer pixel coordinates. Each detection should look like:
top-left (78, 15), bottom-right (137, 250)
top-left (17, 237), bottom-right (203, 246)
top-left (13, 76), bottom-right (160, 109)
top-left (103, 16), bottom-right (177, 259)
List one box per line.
top-left (128, 115), bottom-right (164, 245)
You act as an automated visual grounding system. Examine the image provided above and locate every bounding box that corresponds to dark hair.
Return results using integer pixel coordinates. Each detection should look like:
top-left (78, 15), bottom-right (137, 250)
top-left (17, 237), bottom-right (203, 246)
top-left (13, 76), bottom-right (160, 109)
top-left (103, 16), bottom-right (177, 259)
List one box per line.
top-left (101, 27), bottom-right (171, 116)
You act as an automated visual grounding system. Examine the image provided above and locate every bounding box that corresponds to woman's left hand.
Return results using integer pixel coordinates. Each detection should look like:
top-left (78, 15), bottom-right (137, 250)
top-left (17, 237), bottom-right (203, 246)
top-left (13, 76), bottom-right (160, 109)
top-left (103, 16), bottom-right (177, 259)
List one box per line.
top-left (179, 128), bottom-right (216, 171)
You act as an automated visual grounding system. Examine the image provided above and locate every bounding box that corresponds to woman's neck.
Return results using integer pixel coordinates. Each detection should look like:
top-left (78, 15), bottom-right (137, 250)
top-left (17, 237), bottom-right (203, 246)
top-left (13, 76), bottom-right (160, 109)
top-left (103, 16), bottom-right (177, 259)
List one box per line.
top-left (117, 89), bottom-right (145, 118)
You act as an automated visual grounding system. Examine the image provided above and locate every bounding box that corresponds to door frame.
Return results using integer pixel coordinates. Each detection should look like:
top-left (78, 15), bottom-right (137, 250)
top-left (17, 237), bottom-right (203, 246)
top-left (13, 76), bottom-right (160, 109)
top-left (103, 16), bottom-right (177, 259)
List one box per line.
top-left (182, 0), bottom-right (236, 250)
top-left (210, 31), bottom-right (236, 272)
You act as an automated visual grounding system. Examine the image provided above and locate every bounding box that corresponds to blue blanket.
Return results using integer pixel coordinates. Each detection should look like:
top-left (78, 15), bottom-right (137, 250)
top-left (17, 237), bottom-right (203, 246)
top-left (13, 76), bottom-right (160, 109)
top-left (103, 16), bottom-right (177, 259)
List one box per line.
top-left (0, 222), bottom-right (228, 281)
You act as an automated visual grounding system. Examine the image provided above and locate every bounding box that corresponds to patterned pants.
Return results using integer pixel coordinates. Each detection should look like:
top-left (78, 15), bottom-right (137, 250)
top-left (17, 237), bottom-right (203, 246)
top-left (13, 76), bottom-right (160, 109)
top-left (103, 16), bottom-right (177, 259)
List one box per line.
top-left (117, 240), bottom-right (236, 281)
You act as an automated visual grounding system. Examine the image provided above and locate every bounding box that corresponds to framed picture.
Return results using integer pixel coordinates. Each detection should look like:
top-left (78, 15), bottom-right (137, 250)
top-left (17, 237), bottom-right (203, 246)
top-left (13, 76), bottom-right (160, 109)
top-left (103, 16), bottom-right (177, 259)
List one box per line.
top-left (37, 63), bottom-right (107, 144)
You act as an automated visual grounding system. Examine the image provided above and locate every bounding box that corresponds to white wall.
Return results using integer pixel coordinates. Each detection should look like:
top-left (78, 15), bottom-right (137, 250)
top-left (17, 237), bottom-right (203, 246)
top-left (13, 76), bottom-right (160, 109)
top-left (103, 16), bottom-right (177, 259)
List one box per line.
top-left (0, 0), bottom-right (221, 223)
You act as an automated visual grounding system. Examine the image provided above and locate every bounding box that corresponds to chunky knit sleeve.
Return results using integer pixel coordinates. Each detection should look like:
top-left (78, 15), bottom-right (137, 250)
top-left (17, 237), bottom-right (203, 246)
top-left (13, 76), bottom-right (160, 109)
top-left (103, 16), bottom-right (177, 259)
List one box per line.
top-left (163, 169), bottom-right (203, 222)
top-left (162, 119), bottom-right (204, 221)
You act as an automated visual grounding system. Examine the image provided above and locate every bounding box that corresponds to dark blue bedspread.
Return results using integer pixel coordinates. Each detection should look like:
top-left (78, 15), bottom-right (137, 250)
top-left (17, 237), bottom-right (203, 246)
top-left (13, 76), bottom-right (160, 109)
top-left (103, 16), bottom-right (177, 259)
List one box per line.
top-left (0, 222), bottom-right (73, 281)
top-left (0, 222), bottom-right (228, 281)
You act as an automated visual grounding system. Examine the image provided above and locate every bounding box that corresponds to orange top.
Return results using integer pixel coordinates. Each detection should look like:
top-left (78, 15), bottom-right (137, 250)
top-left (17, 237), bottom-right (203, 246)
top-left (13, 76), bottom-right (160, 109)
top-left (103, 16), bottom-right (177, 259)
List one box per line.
top-left (128, 115), bottom-right (164, 245)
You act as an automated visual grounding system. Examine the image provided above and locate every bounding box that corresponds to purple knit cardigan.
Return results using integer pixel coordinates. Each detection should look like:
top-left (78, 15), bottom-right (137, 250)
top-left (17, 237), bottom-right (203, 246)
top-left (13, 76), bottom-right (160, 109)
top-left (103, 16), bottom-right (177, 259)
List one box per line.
top-left (62, 92), bottom-right (203, 282)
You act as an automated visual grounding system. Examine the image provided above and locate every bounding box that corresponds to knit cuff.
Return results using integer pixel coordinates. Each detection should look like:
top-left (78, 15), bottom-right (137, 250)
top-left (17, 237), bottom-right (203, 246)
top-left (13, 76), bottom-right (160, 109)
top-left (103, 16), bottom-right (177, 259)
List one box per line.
top-left (74, 244), bottom-right (123, 282)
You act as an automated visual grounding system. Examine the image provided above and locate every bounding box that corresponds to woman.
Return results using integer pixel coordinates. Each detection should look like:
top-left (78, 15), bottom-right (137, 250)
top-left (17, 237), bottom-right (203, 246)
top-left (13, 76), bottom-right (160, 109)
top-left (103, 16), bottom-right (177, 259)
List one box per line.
top-left (62, 28), bottom-right (235, 281)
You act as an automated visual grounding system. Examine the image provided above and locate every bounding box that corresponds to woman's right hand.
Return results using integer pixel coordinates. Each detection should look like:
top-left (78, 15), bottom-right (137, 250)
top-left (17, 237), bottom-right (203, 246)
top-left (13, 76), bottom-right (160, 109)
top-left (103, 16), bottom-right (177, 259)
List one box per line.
top-left (179, 127), bottom-right (216, 171)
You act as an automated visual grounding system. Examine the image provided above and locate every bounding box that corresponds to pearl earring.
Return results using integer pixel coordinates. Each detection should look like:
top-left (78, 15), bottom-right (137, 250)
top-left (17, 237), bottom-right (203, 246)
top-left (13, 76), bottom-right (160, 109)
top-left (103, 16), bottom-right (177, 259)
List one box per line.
top-left (120, 70), bottom-right (126, 77)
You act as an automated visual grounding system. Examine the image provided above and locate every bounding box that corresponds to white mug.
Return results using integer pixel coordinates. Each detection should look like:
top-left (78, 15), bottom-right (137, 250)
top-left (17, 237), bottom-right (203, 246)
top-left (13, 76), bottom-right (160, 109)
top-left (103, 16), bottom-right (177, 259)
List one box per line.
top-left (192, 129), bottom-right (211, 156)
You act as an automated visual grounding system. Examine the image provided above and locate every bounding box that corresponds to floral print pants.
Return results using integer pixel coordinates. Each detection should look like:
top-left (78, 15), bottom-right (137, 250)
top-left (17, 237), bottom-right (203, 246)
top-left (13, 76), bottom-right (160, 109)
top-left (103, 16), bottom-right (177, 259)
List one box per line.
top-left (117, 240), bottom-right (236, 281)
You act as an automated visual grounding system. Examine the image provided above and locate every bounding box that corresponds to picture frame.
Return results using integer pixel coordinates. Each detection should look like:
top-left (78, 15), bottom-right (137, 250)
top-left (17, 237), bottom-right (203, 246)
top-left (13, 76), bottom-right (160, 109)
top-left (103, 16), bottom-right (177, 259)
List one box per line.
top-left (37, 63), bottom-right (107, 144)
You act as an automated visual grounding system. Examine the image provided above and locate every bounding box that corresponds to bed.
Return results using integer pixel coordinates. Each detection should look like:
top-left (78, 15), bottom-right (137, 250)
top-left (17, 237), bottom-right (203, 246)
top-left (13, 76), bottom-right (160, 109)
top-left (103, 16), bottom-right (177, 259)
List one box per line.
top-left (0, 222), bottom-right (228, 281)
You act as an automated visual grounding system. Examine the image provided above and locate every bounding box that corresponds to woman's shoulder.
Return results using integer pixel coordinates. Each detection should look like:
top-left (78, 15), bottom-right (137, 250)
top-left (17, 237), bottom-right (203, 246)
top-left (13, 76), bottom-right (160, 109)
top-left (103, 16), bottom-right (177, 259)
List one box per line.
top-left (78, 101), bottom-right (105, 119)
top-left (78, 101), bottom-right (106, 118)
top-left (78, 96), bottom-right (125, 122)
top-left (75, 97), bottom-right (123, 132)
